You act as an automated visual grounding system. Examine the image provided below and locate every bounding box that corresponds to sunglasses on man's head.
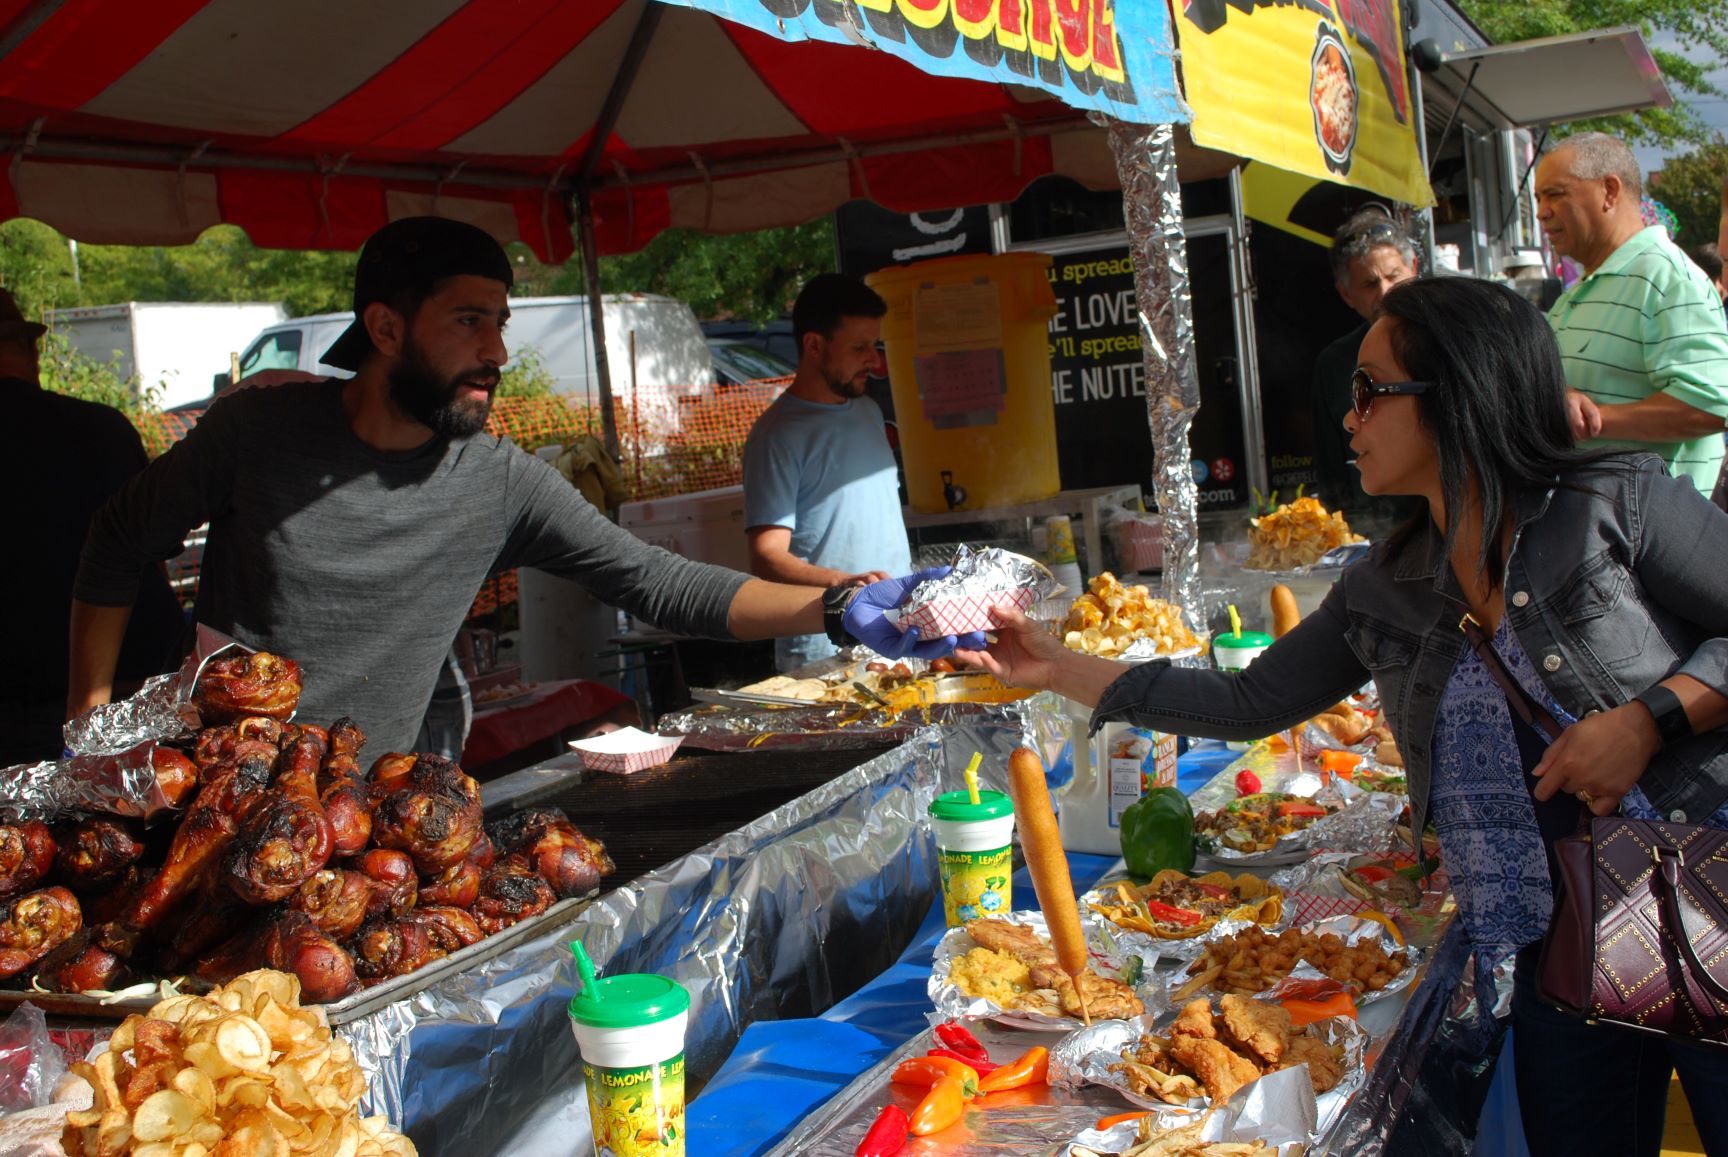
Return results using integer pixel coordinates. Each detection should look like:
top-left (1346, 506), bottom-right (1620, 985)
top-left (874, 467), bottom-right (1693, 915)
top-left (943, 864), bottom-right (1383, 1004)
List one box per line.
top-left (1351, 368), bottom-right (1431, 419)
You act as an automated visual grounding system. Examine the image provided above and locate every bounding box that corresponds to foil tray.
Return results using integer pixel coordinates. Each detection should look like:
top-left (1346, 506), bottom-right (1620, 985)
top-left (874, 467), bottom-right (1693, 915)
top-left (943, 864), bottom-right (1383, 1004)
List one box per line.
top-left (0, 892), bottom-right (595, 1025)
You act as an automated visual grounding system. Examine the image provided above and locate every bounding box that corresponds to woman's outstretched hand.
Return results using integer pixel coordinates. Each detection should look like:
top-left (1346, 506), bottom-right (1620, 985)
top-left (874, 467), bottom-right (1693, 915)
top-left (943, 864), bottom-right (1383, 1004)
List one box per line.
top-left (953, 604), bottom-right (1068, 692)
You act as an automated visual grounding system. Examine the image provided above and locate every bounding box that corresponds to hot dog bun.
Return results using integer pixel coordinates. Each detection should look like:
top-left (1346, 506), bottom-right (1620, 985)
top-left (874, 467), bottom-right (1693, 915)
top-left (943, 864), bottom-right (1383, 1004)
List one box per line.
top-left (1006, 746), bottom-right (1087, 979)
top-left (1270, 584), bottom-right (1301, 639)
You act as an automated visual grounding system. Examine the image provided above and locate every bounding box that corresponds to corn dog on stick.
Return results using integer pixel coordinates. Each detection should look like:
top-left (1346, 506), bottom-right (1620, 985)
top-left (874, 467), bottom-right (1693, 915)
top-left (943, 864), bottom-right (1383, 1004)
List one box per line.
top-left (1006, 745), bottom-right (1092, 1024)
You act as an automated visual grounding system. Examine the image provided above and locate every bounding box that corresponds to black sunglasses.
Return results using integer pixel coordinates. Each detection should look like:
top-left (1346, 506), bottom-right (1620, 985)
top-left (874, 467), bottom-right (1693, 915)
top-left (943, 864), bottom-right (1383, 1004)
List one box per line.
top-left (1351, 368), bottom-right (1431, 419)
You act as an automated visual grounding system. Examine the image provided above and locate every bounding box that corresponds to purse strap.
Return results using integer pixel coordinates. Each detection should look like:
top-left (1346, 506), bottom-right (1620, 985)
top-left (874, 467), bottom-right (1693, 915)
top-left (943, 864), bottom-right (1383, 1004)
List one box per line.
top-left (1655, 846), bottom-right (1728, 1005)
top-left (1459, 613), bottom-right (1565, 742)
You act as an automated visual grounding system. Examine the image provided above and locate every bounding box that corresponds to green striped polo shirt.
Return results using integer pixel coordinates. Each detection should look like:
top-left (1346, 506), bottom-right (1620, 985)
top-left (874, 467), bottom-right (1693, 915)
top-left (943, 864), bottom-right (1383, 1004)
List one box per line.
top-left (1548, 225), bottom-right (1728, 493)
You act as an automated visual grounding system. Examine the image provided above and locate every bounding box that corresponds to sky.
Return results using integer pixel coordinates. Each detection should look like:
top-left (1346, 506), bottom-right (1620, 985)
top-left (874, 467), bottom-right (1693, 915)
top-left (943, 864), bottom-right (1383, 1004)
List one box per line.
top-left (1633, 28), bottom-right (1728, 177)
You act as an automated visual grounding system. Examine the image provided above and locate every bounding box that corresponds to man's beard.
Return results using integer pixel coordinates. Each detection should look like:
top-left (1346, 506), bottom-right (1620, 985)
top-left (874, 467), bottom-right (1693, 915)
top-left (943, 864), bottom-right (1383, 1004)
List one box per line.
top-left (389, 337), bottom-right (498, 438)
top-left (821, 365), bottom-right (870, 400)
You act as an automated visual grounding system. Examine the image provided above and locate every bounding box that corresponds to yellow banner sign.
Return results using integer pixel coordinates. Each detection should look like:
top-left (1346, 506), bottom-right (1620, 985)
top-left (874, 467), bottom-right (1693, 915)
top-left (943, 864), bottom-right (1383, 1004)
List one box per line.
top-left (1175, 0), bottom-right (1431, 207)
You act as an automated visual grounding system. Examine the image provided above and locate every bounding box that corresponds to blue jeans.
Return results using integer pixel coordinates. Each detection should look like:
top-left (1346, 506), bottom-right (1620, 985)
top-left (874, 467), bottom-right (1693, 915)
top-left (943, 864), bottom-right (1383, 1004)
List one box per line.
top-left (1511, 958), bottom-right (1728, 1156)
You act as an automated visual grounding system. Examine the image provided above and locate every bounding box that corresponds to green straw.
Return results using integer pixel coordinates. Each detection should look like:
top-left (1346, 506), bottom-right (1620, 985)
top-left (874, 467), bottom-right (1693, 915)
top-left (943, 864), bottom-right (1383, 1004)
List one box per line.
top-left (570, 940), bottom-right (601, 1002)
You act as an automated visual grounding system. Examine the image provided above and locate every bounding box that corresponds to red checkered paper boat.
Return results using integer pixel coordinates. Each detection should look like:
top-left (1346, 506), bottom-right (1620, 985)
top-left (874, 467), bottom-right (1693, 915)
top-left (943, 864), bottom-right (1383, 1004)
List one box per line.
top-left (567, 726), bottom-right (683, 774)
top-left (895, 546), bottom-right (1062, 639)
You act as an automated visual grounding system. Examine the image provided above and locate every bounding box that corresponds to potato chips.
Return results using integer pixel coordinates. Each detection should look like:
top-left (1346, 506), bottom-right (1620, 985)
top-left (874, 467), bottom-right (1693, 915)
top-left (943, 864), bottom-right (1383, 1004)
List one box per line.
top-left (63, 969), bottom-right (415, 1157)
top-left (1062, 572), bottom-right (1202, 658)
top-left (1244, 496), bottom-right (1364, 571)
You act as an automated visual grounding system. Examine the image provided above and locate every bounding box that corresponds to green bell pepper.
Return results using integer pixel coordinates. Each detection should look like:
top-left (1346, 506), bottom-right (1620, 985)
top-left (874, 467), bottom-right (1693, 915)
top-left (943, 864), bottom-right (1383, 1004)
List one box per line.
top-left (1118, 787), bottom-right (1196, 878)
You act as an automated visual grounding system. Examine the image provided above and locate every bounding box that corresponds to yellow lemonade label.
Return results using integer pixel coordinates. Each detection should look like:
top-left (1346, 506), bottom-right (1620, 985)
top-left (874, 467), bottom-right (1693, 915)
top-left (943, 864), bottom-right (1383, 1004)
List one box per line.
top-left (938, 845), bottom-right (1012, 927)
top-left (584, 1055), bottom-right (685, 1157)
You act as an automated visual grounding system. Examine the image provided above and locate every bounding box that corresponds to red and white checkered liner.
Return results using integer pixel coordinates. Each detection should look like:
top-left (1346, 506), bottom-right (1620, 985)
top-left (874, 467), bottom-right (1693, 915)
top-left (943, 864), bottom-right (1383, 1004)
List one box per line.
top-left (567, 727), bottom-right (683, 775)
top-left (1288, 893), bottom-right (1374, 925)
top-left (1114, 517), bottom-right (1164, 573)
top-left (899, 586), bottom-right (1038, 638)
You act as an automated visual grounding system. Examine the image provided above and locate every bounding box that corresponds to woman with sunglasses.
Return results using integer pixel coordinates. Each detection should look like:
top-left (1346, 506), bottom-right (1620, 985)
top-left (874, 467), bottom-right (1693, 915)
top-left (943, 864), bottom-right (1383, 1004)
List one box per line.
top-left (962, 277), bottom-right (1728, 1156)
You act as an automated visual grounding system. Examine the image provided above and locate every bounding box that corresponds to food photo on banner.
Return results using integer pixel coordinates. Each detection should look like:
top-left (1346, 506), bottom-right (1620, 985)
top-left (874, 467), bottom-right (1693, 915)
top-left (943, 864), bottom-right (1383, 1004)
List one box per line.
top-left (1175, 0), bottom-right (1432, 207)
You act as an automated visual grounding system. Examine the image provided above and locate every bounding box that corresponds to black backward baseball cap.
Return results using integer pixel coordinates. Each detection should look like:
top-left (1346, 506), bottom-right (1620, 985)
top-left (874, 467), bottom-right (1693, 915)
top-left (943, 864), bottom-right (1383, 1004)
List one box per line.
top-left (321, 216), bottom-right (516, 372)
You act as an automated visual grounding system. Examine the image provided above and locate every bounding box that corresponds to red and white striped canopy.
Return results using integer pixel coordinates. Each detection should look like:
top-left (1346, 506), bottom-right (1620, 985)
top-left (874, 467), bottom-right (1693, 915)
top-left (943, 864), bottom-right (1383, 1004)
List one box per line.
top-left (0, 0), bottom-right (1199, 258)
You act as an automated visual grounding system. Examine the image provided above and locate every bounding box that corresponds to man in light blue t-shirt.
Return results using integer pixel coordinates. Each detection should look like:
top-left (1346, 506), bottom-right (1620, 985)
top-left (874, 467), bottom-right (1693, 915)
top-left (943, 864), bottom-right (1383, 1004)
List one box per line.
top-left (743, 275), bottom-right (913, 671)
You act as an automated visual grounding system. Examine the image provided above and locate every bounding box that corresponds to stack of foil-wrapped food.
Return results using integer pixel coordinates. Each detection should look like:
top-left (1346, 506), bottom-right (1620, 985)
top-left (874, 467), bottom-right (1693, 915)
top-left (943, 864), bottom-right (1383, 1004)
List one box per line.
top-left (0, 651), bottom-right (612, 1002)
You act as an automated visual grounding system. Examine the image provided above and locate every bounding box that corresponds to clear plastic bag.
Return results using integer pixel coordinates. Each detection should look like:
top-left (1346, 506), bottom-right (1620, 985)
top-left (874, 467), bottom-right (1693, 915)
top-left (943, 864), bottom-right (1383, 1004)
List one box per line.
top-left (0, 1001), bottom-right (67, 1112)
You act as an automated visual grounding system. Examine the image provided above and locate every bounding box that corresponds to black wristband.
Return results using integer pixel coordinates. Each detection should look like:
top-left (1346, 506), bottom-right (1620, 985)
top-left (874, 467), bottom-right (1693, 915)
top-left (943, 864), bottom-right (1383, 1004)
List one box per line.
top-left (823, 584), bottom-right (861, 647)
top-left (1634, 684), bottom-right (1692, 749)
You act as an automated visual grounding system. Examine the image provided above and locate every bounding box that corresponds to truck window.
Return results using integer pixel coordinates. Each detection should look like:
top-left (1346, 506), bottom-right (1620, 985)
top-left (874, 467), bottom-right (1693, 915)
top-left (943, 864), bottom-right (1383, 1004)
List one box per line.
top-left (239, 330), bottom-right (302, 376)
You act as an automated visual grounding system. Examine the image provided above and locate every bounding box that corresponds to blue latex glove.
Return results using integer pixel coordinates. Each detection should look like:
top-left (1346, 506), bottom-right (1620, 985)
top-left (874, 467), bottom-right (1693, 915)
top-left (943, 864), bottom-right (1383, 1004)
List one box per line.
top-left (842, 566), bottom-right (991, 660)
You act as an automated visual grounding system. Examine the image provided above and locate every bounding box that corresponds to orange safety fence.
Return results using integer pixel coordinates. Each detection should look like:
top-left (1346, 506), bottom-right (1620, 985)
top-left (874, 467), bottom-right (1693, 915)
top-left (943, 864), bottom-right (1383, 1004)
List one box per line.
top-left (129, 378), bottom-right (791, 618)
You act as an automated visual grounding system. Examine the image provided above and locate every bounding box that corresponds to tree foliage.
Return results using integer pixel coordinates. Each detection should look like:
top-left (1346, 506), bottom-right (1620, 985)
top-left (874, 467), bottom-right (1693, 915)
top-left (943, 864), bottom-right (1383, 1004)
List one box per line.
top-left (1648, 139), bottom-right (1728, 250)
top-left (507, 219), bottom-right (836, 323)
top-left (1, 220), bottom-right (357, 319)
top-left (1454, 0), bottom-right (1728, 147)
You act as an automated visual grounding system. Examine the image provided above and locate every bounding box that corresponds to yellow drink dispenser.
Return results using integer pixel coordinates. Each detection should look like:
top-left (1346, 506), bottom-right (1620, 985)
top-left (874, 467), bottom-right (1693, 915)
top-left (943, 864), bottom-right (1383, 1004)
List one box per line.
top-left (867, 252), bottom-right (1061, 513)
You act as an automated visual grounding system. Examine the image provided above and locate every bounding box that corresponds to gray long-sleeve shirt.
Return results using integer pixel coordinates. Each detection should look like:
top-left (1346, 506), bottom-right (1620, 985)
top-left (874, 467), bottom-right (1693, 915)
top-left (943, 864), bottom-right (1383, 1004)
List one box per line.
top-left (75, 379), bottom-right (747, 754)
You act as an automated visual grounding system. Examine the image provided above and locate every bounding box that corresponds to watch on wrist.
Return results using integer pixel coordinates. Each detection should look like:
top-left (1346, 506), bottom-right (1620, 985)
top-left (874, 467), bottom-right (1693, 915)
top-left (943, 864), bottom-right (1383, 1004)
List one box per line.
top-left (823, 584), bottom-right (862, 647)
top-left (1634, 684), bottom-right (1692, 750)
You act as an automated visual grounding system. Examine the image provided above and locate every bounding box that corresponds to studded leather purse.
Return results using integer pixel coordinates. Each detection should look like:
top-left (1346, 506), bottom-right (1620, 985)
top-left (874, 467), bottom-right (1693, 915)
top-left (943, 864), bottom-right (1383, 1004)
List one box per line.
top-left (1460, 614), bottom-right (1728, 1048)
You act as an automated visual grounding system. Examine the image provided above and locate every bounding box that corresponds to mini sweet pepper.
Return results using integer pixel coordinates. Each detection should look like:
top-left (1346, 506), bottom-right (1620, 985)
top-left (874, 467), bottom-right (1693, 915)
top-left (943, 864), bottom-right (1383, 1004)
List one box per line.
top-left (1118, 786), bottom-right (1196, 878)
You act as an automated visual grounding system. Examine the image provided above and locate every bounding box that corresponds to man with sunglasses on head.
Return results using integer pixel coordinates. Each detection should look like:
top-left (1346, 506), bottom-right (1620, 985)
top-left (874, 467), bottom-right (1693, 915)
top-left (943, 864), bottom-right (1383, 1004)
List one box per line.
top-left (1538, 132), bottom-right (1728, 495)
top-left (1310, 207), bottom-right (1423, 531)
top-left (67, 218), bottom-right (962, 754)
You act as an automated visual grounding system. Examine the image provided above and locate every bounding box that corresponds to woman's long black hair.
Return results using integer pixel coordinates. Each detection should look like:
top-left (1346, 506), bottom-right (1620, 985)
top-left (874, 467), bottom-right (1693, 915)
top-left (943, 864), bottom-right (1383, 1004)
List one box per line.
top-left (1376, 277), bottom-right (1588, 590)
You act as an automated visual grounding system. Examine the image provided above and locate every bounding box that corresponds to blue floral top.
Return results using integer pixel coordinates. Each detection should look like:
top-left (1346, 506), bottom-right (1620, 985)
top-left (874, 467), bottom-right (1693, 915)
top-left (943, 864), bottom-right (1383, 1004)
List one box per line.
top-left (1429, 620), bottom-right (1728, 1020)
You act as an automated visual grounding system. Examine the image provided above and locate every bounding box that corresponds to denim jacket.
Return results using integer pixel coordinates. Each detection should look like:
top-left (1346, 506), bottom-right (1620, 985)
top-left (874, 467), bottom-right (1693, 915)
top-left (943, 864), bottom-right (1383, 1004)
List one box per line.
top-left (1094, 454), bottom-right (1728, 837)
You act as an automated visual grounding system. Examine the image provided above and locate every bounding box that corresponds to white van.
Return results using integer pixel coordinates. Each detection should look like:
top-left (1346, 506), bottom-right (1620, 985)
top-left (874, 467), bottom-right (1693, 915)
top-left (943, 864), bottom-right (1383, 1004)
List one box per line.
top-left (230, 294), bottom-right (715, 410)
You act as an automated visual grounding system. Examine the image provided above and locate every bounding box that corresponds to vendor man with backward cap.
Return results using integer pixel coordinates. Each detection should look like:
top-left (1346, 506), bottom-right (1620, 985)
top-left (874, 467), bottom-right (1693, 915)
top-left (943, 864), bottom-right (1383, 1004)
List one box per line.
top-left (66, 216), bottom-right (982, 753)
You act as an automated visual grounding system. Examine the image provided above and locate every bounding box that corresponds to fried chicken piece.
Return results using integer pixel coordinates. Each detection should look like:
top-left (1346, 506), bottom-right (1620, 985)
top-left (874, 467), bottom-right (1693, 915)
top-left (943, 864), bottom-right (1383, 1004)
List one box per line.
top-left (1277, 1033), bottom-right (1346, 1094)
top-left (965, 917), bottom-right (1058, 966)
top-left (1220, 994), bottom-right (1292, 1065)
top-left (1171, 997), bottom-right (1219, 1041)
top-left (1027, 963), bottom-right (1143, 1021)
top-left (1110, 1051), bottom-right (1204, 1104)
top-left (1169, 1035), bottom-right (1263, 1103)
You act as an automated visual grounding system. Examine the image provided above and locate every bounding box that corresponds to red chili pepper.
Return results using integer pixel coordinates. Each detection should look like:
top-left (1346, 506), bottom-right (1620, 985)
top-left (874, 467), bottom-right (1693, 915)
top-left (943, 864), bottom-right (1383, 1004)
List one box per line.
top-left (1143, 899), bottom-right (1205, 927)
top-left (855, 1103), bottom-right (910, 1157)
top-left (927, 1047), bottom-right (999, 1074)
top-left (933, 1021), bottom-right (990, 1062)
top-left (1235, 769), bottom-right (1262, 796)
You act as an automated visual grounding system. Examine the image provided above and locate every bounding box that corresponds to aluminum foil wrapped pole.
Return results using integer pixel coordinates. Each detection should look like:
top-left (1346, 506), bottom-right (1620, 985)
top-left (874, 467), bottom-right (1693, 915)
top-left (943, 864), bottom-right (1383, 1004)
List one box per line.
top-left (1106, 118), bottom-right (1204, 630)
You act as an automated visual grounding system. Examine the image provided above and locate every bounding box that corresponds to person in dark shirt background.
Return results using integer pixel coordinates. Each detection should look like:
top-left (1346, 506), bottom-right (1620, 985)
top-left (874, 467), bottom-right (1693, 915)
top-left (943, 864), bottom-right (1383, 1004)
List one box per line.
top-left (1309, 208), bottom-right (1424, 535)
top-left (0, 288), bottom-right (183, 765)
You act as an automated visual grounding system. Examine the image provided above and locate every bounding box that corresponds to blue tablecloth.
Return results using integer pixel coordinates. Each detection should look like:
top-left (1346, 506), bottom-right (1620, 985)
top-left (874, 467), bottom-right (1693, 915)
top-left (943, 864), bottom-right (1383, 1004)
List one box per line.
top-left (685, 742), bottom-right (1233, 1156)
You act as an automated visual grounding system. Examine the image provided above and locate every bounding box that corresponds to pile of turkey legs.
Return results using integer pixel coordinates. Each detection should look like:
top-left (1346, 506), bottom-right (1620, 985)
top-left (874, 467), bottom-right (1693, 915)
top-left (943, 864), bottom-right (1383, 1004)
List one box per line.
top-left (0, 651), bottom-right (613, 1002)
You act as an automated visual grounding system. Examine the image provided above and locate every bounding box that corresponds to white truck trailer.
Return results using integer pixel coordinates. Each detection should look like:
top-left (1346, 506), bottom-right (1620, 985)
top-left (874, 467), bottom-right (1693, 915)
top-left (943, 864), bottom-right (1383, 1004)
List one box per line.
top-left (46, 301), bottom-right (288, 410)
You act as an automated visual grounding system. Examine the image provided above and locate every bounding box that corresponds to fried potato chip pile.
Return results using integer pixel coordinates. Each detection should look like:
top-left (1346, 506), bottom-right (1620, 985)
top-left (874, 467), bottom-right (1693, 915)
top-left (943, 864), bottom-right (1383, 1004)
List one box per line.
top-left (1245, 496), bottom-right (1363, 571)
top-left (63, 969), bottom-right (415, 1157)
top-left (1063, 573), bottom-right (1202, 657)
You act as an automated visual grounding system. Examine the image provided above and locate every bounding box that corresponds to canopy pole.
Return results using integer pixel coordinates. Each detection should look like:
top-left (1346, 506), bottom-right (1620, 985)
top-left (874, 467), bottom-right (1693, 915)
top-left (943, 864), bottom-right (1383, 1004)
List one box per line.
top-left (575, 189), bottom-right (621, 467)
top-left (1106, 119), bottom-right (1202, 631)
